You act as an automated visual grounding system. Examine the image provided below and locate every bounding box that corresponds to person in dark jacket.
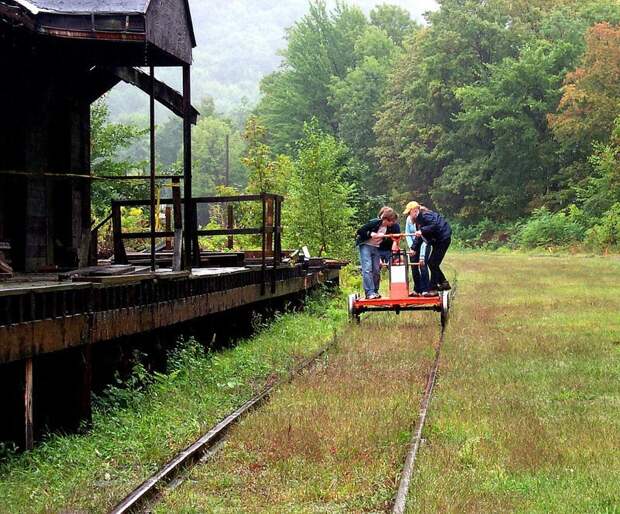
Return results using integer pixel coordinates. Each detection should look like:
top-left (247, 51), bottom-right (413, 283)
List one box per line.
top-left (407, 202), bottom-right (452, 293)
top-left (377, 206), bottom-right (401, 265)
top-left (355, 208), bottom-right (399, 299)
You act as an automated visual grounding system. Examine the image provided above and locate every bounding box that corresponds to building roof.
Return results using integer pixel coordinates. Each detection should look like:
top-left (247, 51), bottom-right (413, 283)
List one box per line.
top-left (6, 0), bottom-right (196, 61)
top-left (13, 0), bottom-right (150, 15)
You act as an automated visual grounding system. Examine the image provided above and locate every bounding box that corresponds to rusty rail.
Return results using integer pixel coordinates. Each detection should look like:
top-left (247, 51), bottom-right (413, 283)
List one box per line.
top-left (391, 282), bottom-right (457, 514)
top-left (108, 331), bottom-right (340, 514)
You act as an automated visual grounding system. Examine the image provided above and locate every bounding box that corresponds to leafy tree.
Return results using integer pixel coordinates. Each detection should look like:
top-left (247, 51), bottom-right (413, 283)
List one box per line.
top-left (330, 25), bottom-right (402, 164)
top-left (242, 116), bottom-right (292, 196)
top-left (375, 0), bottom-right (620, 223)
top-left (375, 0), bottom-right (521, 209)
top-left (434, 40), bottom-right (577, 220)
top-left (157, 97), bottom-right (216, 169)
top-left (578, 117), bottom-right (620, 216)
top-left (91, 99), bottom-right (148, 220)
top-left (156, 117), bottom-right (182, 169)
top-left (256, 1), bottom-right (368, 152)
top-left (369, 4), bottom-right (419, 45)
top-left (285, 121), bottom-right (357, 258)
top-left (191, 115), bottom-right (246, 195)
top-left (549, 22), bottom-right (620, 151)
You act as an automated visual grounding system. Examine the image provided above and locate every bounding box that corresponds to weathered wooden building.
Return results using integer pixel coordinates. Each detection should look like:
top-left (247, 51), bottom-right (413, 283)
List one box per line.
top-left (0, 0), bottom-right (196, 272)
top-left (0, 1), bottom-right (346, 454)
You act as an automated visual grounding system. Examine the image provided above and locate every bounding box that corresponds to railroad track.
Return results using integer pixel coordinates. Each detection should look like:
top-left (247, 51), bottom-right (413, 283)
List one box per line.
top-left (108, 333), bottom-right (339, 514)
top-left (392, 278), bottom-right (457, 514)
top-left (109, 278), bottom-right (456, 514)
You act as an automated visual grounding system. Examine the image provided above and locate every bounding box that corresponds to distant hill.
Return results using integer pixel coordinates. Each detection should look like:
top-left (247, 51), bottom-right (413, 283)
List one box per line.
top-left (107, 0), bottom-right (437, 121)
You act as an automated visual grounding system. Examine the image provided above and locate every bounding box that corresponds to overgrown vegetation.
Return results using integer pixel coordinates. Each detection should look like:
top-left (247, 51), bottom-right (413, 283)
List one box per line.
top-left (409, 252), bottom-right (620, 512)
top-left (153, 310), bottom-right (441, 512)
top-left (254, 0), bottom-right (620, 252)
top-left (0, 290), bottom-right (346, 513)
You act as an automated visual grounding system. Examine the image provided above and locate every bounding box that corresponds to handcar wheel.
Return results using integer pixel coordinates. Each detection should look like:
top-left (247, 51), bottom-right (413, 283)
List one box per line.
top-left (348, 293), bottom-right (359, 322)
top-left (440, 290), bottom-right (450, 328)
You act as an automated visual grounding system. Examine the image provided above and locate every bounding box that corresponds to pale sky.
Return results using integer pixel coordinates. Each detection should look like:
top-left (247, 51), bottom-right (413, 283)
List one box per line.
top-left (109, 1), bottom-right (439, 117)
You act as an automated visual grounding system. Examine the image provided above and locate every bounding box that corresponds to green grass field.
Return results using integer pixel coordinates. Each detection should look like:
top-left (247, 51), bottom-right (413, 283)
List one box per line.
top-left (410, 253), bottom-right (620, 513)
top-left (154, 309), bottom-right (440, 513)
top-left (0, 252), bottom-right (618, 513)
top-left (0, 291), bottom-right (346, 514)
top-left (153, 252), bottom-right (620, 513)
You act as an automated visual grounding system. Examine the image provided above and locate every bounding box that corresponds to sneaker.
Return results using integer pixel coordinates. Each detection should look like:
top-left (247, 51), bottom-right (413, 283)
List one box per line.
top-left (437, 281), bottom-right (451, 291)
top-left (422, 290), bottom-right (438, 297)
top-left (367, 293), bottom-right (382, 300)
top-left (408, 291), bottom-right (421, 297)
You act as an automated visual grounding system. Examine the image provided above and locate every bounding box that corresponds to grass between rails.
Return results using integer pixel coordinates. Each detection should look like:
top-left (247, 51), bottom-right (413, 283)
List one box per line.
top-left (409, 253), bottom-right (620, 513)
top-left (154, 309), bottom-right (444, 513)
top-left (0, 289), bottom-right (346, 514)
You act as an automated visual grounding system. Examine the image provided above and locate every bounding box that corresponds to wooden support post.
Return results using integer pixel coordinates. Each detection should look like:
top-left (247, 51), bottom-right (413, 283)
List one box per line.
top-left (274, 197), bottom-right (282, 266)
top-left (182, 65), bottom-right (193, 271)
top-left (261, 194), bottom-right (266, 296)
top-left (227, 204), bottom-right (234, 250)
top-left (89, 227), bottom-right (98, 266)
top-left (79, 346), bottom-right (93, 430)
top-left (192, 199), bottom-right (201, 267)
top-left (24, 358), bottom-right (33, 451)
top-left (266, 197), bottom-right (274, 258)
top-left (149, 65), bottom-right (156, 272)
top-left (172, 178), bottom-right (183, 272)
top-left (111, 202), bottom-right (128, 264)
top-left (164, 206), bottom-right (172, 250)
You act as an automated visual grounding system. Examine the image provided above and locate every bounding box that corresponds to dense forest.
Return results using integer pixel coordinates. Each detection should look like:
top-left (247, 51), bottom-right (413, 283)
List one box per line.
top-left (95, 0), bottom-right (620, 256)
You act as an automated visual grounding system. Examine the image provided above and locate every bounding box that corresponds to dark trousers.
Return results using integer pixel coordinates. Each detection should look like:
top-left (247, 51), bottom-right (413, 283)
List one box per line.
top-left (412, 243), bottom-right (431, 293)
top-left (428, 237), bottom-right (451, 287)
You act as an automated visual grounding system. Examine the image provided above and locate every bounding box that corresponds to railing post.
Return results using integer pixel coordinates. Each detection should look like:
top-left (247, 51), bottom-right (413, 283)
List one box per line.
top-left (227, 204), bottom-right (234, 250)
top-left (261, 193), bottom-right (266, 295)
top-left (266, 196), bottom-right (274, 258)
top-left (111, 201), bottom-right (128, 264)
top-left (192, 198), bottom-right (201, 267)
top-left (172, 178), bottom-right (183, 272)
top-left (275, 196), bottom-right (282, 266)
top-left (164, 206), bottom-right (172, 250)
top-left (89, 227), bottom-right (98, 266)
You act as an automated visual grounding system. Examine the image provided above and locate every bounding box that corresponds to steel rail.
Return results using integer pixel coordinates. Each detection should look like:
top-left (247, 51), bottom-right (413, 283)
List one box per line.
top-left (392, 279), bottom-right (458, 514)
top-left (108, 333), bottom-right (339, 514)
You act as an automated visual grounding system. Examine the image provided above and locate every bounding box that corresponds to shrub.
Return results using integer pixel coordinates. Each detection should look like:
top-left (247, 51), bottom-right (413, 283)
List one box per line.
top-left (585, 202), bottom-right (620, 250)
top-left (451, 219), bottom-right (516, 249)
top-left (515, 207), bottom-right (583, 248)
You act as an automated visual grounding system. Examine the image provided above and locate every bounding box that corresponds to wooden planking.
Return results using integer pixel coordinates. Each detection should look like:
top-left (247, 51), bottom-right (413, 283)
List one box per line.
top-left (0, 268), bottom-right (341, 364)
top-left (146, 0), bottom-right (193, 64)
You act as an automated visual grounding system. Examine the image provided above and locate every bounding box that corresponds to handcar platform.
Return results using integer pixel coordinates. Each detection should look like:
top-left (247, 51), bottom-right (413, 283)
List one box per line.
top-left (348, 243), bottom-right (450, 325)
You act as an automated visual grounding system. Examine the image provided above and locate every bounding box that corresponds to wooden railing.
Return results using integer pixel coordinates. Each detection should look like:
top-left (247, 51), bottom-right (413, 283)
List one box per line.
top-left (107, 191), bottom-right (284, 293)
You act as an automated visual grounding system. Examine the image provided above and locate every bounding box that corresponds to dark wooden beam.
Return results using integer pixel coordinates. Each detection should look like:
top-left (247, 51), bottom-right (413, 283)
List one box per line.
top-left (24, 358), bottom-right (33, 451)
top-left (0, 3), bottom-right (35, 32)
top-left (105, 66), bottom-right (199, 124)
top-left (149, 65), bottom-right (156, 272)
top-left (182, 64), bottom-right (193, 270)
